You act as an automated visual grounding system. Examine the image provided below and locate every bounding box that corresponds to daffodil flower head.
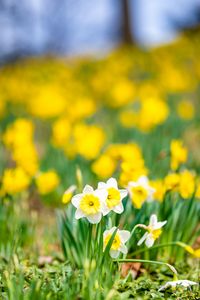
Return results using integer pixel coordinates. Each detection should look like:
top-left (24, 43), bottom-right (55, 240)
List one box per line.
top-left (71, 185), bottom-right (108, 224)
top-left (103, 227), bottom-right (130, 258)
top-left (98, 178), bottom-right (127, 215)
top-left (62, 185), bottom-right (76, 204)
top-left (158, 280), bottom-right (198, 292)
top-left (128, 176), bottom-right (155, 209)
top-left (137, 214), bottom-right (167, 248)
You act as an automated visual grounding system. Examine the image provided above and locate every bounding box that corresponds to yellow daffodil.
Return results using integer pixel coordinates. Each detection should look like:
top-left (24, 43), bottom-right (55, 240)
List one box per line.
top-left (2, 167), bottom-right (31, 195)
top-left (150, 179), bottom-right (166, 202)
top-left (71, 185), bottom-right (108, 224)
top-left (36, 171), bottom-right (60, 195)
top-left (179, 170), bottom-right (195, 199)
top-left (128, 176), bottom-right (155, 209)
top-left (103, 227), bottom-right (130, 258)
top-left (97, 178), bottom-right (127, 215)
top-left (91, 155), bottom-right (116, 179)
top-left (170, 140), bottom-right (188, 171)
top-left (137, 214), bottom-right (167, 248)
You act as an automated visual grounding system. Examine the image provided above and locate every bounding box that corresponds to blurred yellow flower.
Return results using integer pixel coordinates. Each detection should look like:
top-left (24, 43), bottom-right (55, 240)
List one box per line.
top-left (179, 170), bottom-right (195, 199)
top-left (92, 155), bottom-right (116, 179)
top-left (36, 171), bottom-right (60, 195)
top-left (52, 118), bottom-right (71, 148)
top-left (28, 86), bottom-right (66, 118)
top-left (2, 167), bottom-right (31, 195)
top-left (73, 124), bottom-right (105, 160)
top-left (164, 173), bottom-right (180, 191)
top-left (170, 140), bottom-right (188, 171)
top-left (151, 179), bottom-right (166, 202)
top-left (109, 79), bottom-right (135, 108)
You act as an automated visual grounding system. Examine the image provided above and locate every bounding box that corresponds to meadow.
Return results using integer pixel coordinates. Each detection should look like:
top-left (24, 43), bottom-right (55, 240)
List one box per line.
top-left (0, 31), bottom-right (200, 299)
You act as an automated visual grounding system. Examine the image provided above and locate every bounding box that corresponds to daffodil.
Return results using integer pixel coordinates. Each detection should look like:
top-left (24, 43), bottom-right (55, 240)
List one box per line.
top-left (103, 227), bottom-right (130, 258)
top-left (137, 214), bottom-right (167, 248)
top-left (158, 280), bottom-right (198, 292)
top-left (128, 176), bottom-right (155, 209)
top-left (97, 178), bottom-right (127, 215)
top-left (170, 140), bottom-right (188, 171)
top-left (62, 185), bottom-right (76, 204)
top-left (71, 185), bottom-right (108, 224)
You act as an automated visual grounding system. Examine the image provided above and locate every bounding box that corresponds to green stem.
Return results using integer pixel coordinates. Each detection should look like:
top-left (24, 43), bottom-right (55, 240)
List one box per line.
top-left (114, 259), bottom-right (177, 276)
top-left (87, 224), bottom-right (93, 259)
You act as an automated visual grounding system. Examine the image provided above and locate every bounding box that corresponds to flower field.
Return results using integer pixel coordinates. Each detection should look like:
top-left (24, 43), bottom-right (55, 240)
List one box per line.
top-left (0, 32), bottom-right (200, 299)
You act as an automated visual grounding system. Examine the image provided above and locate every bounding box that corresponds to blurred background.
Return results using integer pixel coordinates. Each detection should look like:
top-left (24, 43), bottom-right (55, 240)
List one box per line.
top-left (0, 0), bottom-right (200, 62)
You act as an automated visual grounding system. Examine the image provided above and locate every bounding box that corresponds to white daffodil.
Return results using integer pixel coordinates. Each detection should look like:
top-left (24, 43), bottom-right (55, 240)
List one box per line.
top-left (137, 214), bottom-right (167, 248)
top-left (71, 185), bottom-right (108, 224)
top-left (128, 176), bottom-right (155, 209)
top-left (98, 177), bottom-right (127, 215)
top-left (103, 227), bottom-right (130, 258)
top-left (158, 280), bottom-right (198, 292)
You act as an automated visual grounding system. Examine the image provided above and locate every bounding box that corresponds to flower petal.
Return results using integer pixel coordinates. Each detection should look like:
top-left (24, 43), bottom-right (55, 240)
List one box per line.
top-left (94, 189), bottom-right (108, 201)
top-left (83, 185), bottom-right (94, 194)
top-left (75, 208), bottom-right (85, 219)
top-left (137, 232), bottom-right (148, 246)
top-left (119, 230), bottom-right (131, 243)
top-left (71, 194), bottom-right (82, 208)
top-left (145, 235), bottom-right (154, 248)
top-left (149, 214), bottom-right (158, 227)
top-left (119, 244), bottom-right (128, 254)
top-left (97, 182), bottom-right (107, 189)
top-left (87, 213), bottom-right (102, 224)
top-left (101, 202), bottom-right (110, 216)
top-left (154, 220), bottom-right (167, 229)
top-left (107, 177), bottom-right (118, 188)
top-left (109, 250), bottom-right (120, 258)
top-left (113, 203), bottom-right (124, 214)
top-left (120, 189), bottom-right (128, 200)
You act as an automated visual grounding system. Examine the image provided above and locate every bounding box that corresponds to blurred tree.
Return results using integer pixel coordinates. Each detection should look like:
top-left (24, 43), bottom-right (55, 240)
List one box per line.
top-left (121, 0), bottom-right (133, 44)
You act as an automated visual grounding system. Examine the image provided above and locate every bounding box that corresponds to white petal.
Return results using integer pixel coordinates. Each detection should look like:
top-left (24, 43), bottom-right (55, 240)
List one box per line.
top-left (94, 189), bottom-right (108, 201)
top-left (101, 202), bottom-right (110, 216)
top-left (145, 235), bottom-right (154, 248)
top-left (149, 214), bottom-right (158, 227)
top-left (104, 227), bottom-right (117, 238)
top-left (137, 232), bottom-right (148, 246)
top-left (119, 230), bottom-right (130, 243)
top-left (107, 178), bottom-right (118, 188)
top-left (75, 208), bottom-right (85, 219)
top-left (138, 176), bottom-right (149, 186)
top-left (109, 250), bottom-right (120, 258)
top-left (97, 182), bottom-right (107, 189)
top-left (83, 185), bottom-right (94, 194)
top-left (113, 203), bottom-right (124, 214)
top-left (87, 213), bottom-right (102, 224)
top-left (71, 194), bottom-right (82, 208)
top-left (154, 220), bottom-right (167, 229)
top-left (119, 244), bottom-right (128, 254)
top-left (120, 189), bottom-right (128, 200)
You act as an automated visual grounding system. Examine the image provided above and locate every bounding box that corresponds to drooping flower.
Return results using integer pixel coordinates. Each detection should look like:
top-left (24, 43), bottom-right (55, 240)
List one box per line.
top-left (71, 185), bottom-right (108, 224)
top-left (137, 214), bottom-right (167, 248)
top-left (158, 280), bottom-right (198, 292)
top-left (103, 227), bottom-right (130, 258)
top-left (128, 176), bottom-right (155, 209)
top-left (98, 178), bottom-right (127, 215)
